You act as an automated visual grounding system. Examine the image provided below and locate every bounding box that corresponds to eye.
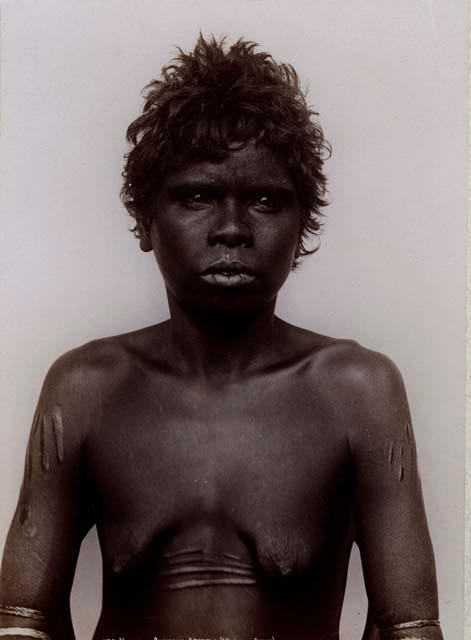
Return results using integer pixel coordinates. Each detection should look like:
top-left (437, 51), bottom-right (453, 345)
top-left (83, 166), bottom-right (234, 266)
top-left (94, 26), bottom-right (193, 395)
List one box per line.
top-left (181, 191), bottom-right (214, 210)
top-left (250, 193), bottom-right (281, 213)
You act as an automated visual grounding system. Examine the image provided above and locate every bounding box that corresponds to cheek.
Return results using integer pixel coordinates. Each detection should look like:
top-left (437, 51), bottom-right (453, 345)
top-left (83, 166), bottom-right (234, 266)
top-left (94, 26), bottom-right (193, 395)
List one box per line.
top-left (265, 219), bottom-right (300, 262)
top-left (151, 218), bottom-right (190, 258)
top-left (150, 221), bottom-right (206, 293)
top-left (150, 226), bottom-right (184, 281)
top-left (258, 231), bottom-right (299, 292)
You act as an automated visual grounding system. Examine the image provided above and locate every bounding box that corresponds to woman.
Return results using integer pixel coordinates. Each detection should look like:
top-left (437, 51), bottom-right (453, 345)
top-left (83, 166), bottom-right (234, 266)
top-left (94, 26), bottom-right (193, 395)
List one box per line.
top-left (0, 36), bottom-right (442, 640)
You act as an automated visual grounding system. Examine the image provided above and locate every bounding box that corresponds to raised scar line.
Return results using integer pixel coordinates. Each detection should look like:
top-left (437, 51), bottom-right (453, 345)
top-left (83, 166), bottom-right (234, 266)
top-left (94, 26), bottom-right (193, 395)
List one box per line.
top-left (406, 420), bottom-right (411, 441)
top-left (52, 412), bottom-right (64, 463)
top-left (40, 417), bottom-right (50, 472)
top-left (19, 503), bottom-right (29, 526)
top-left (19, 503), bottom-right (37, 539)
top-left (399, 443), bottom-right (404, 481)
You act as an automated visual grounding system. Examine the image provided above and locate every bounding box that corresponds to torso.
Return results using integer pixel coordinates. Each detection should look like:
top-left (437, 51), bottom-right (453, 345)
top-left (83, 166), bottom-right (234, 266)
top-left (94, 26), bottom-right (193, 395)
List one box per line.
top-left (80, 321), bottom-right (357, 640)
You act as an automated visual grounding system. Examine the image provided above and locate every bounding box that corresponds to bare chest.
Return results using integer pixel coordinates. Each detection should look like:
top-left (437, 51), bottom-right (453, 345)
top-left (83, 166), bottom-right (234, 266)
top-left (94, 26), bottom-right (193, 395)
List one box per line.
top-left (85, 376), bottom-right (352, 580)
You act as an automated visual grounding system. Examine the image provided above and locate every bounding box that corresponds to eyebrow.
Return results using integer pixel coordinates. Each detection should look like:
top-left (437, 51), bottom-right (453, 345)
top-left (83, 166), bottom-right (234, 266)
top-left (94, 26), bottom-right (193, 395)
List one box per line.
top-left (166, 181), bottom-right (297, 198)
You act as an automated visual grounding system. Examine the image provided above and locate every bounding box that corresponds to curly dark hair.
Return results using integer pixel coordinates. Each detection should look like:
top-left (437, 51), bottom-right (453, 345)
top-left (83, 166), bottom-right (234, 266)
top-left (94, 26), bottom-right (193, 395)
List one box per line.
top-left (121, 34), bottom-right (331, 265)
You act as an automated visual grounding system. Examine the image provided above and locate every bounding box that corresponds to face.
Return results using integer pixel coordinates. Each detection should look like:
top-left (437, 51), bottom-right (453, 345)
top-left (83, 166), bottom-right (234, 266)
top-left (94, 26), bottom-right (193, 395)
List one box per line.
top-left (142, 142), bottom-right (301, 315)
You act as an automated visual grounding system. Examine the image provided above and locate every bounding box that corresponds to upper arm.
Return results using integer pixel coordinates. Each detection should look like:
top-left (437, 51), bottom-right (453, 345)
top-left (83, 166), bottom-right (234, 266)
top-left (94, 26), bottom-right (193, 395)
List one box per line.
top-left (0, 350), bottom-right (96, 637)
top-left (344, 349), bottom-right (440, 632)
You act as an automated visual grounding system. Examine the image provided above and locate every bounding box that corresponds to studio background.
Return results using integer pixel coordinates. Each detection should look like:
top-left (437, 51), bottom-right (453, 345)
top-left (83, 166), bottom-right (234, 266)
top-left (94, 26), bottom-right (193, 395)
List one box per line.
top-left (0, 1), bottom-right (467, 638)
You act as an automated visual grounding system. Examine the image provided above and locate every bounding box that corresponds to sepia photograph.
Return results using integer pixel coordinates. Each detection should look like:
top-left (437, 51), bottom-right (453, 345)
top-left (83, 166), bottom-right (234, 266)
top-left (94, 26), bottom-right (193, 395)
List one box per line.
top-left (0, 2), bottom-right (467, 639)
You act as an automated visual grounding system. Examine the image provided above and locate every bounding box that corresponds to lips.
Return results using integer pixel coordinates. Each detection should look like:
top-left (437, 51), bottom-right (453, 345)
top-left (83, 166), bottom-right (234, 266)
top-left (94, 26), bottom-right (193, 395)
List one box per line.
top-left (200, 260), bottom-right (255, 287)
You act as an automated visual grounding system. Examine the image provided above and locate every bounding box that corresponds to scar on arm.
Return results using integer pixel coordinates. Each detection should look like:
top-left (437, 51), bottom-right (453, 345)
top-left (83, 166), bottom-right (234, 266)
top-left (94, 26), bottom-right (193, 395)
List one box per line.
top-left (386, 442), bottom-right (404, 481)
top-left (19, 503), bottom-right (37, 539)
top-left (18, 407), bottom-right (65, 538)
top-left (40, 417), bottom-right (50, 472)
top-left (386, 441), bottom-right (405, 482)
top-left (51, 410), bottom-right (64, 463)
top-left (19, 412), bottom-right (39, 539)
top-left (37, 407), bottom-right (65, 472)
top-left (399, 444), bottom-right (404, 481)
top-left (387, 422), bottom-right (415, 483)
top-left (405, 419), bottom-right (411, 442)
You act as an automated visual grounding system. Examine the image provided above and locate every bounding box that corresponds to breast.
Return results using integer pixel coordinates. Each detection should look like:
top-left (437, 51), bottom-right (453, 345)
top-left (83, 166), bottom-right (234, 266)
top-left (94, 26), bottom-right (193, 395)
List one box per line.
top-left (101, 508), bottom-right (352, 592)
top-left (251, 529), bottom-right (318, 579)
top-left (98, 453), bottom-right (352, 586)
top-left (93, 388), bottom-right (353, 585)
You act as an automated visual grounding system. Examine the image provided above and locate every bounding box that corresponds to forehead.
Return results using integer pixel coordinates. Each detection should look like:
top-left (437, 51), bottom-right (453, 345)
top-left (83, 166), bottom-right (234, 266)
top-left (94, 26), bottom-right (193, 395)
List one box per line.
top-left (163, 142), bottom-right (295, 190)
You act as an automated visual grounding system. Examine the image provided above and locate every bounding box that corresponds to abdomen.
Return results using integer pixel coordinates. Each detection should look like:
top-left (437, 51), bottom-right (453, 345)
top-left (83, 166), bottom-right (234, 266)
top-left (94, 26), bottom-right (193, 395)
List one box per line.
top-left (93, 534), bottom-right (352, 640)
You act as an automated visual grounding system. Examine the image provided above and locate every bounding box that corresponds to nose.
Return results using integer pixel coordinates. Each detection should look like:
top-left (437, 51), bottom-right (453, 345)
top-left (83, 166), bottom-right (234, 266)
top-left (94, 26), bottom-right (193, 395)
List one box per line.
top-left (207, 199), bottom-right (253, 248)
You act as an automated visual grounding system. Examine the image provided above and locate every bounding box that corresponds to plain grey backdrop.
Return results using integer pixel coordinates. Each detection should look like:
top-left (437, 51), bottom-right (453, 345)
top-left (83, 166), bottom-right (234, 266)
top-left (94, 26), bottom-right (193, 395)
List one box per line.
top-left (0, 1), bottom-right (467, 638)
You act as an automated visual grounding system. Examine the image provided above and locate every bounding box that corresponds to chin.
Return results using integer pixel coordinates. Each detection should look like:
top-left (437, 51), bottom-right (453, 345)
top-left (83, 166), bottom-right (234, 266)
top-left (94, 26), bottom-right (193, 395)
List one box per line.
top-left (190, 288), bottom-right (275, 319)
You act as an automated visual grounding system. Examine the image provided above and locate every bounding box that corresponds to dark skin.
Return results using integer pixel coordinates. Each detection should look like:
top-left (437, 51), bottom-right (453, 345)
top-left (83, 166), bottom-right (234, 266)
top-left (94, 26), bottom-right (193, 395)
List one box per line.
top-left (0, 143), bottom-right (442, 640)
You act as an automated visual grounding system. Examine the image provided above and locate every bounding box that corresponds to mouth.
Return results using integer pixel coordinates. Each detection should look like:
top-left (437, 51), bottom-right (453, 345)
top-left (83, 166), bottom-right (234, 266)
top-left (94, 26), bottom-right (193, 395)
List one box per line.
top-left (200, 260), bottom-right (256, 287)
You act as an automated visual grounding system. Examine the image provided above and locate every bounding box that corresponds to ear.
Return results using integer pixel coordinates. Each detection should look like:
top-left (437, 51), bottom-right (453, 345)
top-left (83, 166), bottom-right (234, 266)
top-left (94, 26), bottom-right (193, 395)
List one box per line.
top-left (137, 222), bottom-right (153, 253)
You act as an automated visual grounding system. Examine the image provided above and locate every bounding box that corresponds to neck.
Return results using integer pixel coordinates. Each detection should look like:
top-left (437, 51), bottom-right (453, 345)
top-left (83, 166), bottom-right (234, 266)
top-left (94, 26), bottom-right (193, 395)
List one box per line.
top-left (166, 294), bottom-right (281, 381)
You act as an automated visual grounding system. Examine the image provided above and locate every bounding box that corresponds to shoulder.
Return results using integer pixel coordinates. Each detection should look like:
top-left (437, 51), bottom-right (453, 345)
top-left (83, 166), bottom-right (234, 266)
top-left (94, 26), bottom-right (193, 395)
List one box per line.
top-left (316, 340), bottom-right (410, 451)
top-left (277, 321), bottom-right (405, 402)
top-left (296, 334), bottom-right (410, 442)
top-left (42, 335), bottom-right (129, 400)
top-left (316, 339), bottom-right (404, 398)
top-left (37, 326), bottom-right (163, 441)
top-left (42, 322), bottom-right (169, 395)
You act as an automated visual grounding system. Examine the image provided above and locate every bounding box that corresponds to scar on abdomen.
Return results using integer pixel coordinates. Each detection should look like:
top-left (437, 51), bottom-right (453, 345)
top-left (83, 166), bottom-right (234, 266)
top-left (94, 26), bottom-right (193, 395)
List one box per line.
top-left (388, 442), bottom-right (394, 465)
top-left (406, 420), bottom-right (411, 441)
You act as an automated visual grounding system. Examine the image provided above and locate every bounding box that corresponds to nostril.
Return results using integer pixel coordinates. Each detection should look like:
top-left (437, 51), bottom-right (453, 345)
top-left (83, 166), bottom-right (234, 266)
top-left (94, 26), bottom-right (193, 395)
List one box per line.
top-left (207, 219), bottom-right (253, 248)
